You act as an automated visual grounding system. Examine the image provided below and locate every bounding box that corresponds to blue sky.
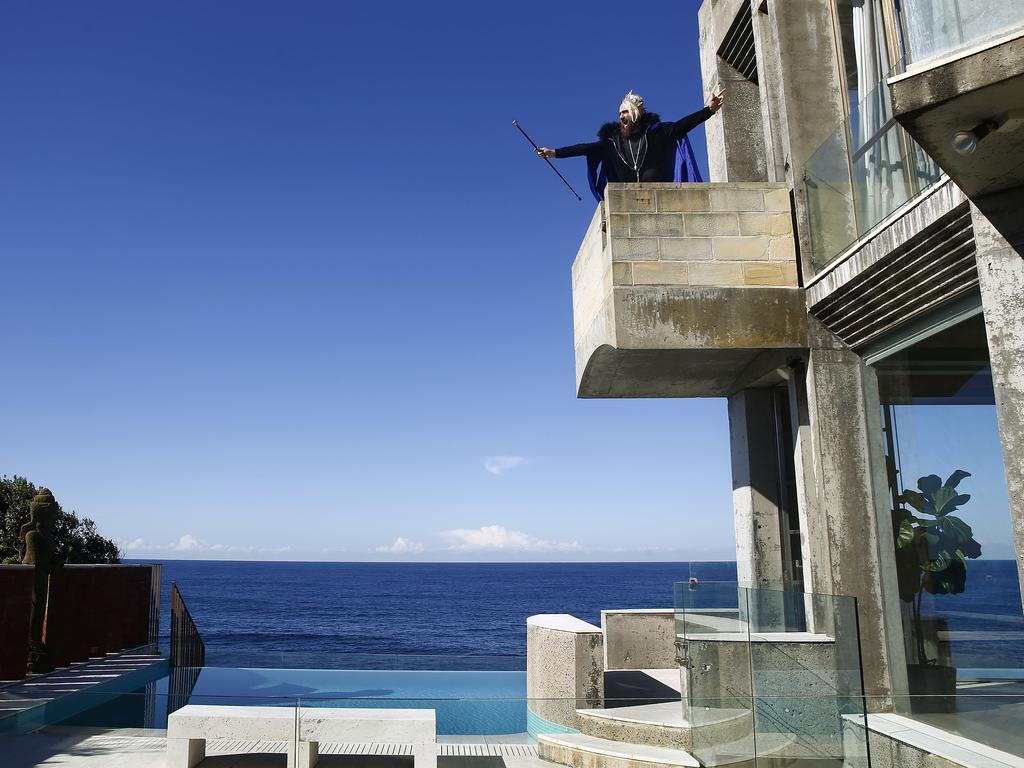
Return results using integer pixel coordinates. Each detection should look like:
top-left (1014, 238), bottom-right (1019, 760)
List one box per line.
top-left (0, 0), bottom-right (737, 561)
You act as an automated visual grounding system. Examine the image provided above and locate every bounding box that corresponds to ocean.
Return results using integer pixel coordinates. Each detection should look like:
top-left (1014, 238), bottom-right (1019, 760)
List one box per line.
top-left (148, 559), bottom-right (1023, 671)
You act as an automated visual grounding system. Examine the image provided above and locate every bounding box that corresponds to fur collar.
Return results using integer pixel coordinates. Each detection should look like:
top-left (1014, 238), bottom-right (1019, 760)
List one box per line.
top-left (597, 112), bottom-right (661, 140)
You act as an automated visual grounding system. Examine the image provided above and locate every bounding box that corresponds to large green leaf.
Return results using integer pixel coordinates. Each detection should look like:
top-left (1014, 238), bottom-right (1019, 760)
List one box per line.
top-left (937, 515), bottom-right (974, 543)
top-left (896, 519), bottom-right (915, 548)
top-left (921, 550), bottom-right (952, 572)
top-left (933, 487), bottom-right (971, 516)
top-left (899, 490), bottom-right (931, 515)
top-left (918, 474), bottom-right (942, 496)
top-left (924, 559), bottom-right (967, 595)
top-left (960, 537), bottom-right (982, 559)
top-left (944, 470), bottom-right (972, 489)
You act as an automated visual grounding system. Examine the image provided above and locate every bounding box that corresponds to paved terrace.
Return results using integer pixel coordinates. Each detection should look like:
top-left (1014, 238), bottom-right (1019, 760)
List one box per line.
top-left (0, 650), bottom-right (166, 725)
top-left (1, 729), bottom-right (545, 768)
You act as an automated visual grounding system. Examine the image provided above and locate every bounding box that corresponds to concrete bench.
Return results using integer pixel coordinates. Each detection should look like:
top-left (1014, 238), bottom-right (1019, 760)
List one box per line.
top-left (300, 707), bottom-right (437, 768)
top-left (166, 704), bottom-right (437, 768)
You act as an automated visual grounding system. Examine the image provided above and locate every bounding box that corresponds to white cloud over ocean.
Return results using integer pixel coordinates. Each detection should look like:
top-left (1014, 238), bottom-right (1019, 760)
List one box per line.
top-left (440, 525), bottom-right (581, 552)
top-left (375, 537), bottom-right (425, 554)
top-left (120, 535), bottom-right (291, 555)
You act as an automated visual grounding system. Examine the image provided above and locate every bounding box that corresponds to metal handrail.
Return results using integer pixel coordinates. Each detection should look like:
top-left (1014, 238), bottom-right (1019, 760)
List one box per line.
top-left (168, 582), bottom-right (205, 715)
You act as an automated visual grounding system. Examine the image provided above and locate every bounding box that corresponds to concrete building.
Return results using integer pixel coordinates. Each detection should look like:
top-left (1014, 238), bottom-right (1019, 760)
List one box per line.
top-left (550, 1), bottom-right (1024, 765)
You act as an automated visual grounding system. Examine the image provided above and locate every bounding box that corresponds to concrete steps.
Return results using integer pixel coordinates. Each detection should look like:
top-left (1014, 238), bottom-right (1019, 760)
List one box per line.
top-left (575, 702), bottom-right (751, 752)
top-left (538, 732), bottom-right (700, 768)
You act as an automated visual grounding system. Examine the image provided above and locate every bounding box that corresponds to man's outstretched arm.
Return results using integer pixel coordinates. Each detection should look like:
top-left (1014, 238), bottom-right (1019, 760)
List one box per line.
top-left (536, 141), bottom-right (602, 159)
top-left (664, 89), bottom-right (726, 140)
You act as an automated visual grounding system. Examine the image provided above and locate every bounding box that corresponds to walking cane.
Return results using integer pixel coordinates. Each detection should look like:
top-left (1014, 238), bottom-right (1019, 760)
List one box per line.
top-left (513, 120), bottom-right (583, 202)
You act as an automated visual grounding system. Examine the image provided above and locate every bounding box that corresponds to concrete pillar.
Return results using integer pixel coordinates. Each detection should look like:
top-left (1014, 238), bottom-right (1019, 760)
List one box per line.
top-left (762, 0), bottom-right (856, 276)
top-left (698, 0), bottom-right (768, 183)
top-left (972, 205), bottom-right (1024, 608)
top-left (795, 321), bottom-right (909, 705)
top-left (751, 3), bottom-right (788, 183)
top-left (729, 389), bottom-right (785, 589)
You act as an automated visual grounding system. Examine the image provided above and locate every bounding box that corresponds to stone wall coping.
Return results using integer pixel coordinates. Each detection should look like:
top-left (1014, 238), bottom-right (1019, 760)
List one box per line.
top-left (678, 630), bottom-right (834, 643)
top-left (604, 182), bottom-right (789, 191)
top-left (527, 614), bottom-right (602, 633)
top-left (848, 713), bottom-right (1024, 768)
top-left (0, 563), bottom-right (156, 570)
top-left (601, 608), bottom-right (674, 616)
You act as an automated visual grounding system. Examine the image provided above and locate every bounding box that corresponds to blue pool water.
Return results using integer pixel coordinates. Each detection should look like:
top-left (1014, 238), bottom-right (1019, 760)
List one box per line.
top-left (179, 667), bottom-right (528, 734)
top-left (61, 666), bottom-right (529, 734)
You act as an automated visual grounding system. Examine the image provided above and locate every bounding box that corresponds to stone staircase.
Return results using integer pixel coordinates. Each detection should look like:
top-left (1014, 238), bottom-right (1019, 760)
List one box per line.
top-left (537, 701), bottom-right (797, 768)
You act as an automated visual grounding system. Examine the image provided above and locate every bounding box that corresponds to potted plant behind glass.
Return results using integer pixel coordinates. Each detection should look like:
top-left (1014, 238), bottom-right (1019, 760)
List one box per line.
top-left (892, 470), bottom-right (982, 713)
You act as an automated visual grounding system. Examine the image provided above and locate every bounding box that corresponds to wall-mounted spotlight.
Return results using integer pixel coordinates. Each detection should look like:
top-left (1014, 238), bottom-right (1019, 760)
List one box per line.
top-left (953, 113), bottom-right (1009, 155)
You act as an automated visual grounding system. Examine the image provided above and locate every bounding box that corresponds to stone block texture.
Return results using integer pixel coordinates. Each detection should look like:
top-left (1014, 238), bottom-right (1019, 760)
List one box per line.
top-left (603, 183), bottom-right (797, 290)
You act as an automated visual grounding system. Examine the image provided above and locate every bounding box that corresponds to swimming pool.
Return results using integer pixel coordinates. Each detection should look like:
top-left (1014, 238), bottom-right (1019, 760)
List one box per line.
top-left (60, 666), bottom-right (530, 735)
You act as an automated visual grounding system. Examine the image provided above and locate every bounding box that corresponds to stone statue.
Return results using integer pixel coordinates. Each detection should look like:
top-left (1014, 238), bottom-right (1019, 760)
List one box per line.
top-left (20, 488), bottom-right (60, 674)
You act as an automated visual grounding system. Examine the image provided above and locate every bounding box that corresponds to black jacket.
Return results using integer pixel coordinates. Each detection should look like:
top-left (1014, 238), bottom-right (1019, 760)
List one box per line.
top-left (554, 107), bottom-right (713, 183)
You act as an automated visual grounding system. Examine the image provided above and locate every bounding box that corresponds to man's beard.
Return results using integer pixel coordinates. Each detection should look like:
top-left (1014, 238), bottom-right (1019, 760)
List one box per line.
top-left (620, 118), bottom-right (634, 135)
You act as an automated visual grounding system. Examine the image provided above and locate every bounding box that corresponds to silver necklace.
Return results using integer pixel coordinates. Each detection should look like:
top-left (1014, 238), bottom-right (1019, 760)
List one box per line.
top-left (626, 133), bottom-right (647, 181)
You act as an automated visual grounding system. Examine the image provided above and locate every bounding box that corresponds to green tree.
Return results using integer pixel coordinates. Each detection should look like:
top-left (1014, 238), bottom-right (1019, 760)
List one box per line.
top-left (0, 475), bottom-right (121, 564)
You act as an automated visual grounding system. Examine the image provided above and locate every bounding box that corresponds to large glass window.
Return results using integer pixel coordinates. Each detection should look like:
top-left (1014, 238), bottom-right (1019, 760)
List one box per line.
top-left (803, 1), bottom-right (942, 271)
top-left (896, 1), bottom-right (1024, 65)
top-left (874, 314), bottom-right (1024, 756)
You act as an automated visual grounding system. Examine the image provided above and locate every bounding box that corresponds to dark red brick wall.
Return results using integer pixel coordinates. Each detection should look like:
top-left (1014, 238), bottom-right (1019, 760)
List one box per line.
top-left (0, 568), bottom-right (33, 680)
top-left (0, 565), bottom-right (156, 679)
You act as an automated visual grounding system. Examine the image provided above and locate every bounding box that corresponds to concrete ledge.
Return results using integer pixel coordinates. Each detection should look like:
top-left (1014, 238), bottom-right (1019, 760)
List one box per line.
top-left (527, 615), bottom-right (604, 732)
top-left (572, 183), bottom-right (806, 399)
top-left (888, 28), bottom-right (1024, 200)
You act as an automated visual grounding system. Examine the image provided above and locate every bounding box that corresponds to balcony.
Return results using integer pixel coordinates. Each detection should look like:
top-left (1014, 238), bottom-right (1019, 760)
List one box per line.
top-left (887, 6), bottom-right (1024, 203)
top-left (572, 183), bottom-right (806, 399)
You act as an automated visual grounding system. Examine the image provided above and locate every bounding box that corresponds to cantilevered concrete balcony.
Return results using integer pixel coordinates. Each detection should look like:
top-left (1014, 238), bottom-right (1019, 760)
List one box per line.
top-left (572, 183), bottom-right (806, 398)
top-left (888, 26), bottom-right (1024, 204)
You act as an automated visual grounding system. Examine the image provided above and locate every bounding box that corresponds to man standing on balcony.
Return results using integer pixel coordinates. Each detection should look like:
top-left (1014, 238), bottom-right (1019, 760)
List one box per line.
top-left (536, 90), bottom-right (725, 200)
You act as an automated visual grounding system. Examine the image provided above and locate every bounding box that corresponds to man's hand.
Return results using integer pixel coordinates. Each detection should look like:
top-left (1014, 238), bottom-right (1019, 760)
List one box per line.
top-left (708, 88), bottom-right (726, 113)
top-left (536, 147), bottom-right (556, 159)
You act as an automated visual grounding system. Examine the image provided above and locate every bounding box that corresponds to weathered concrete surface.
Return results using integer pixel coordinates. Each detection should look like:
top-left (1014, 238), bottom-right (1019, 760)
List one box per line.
top-left (796, 327), bottom-right (909, 707)
top-left (572, 183), bottom-right (805, 398)
top-left (601, 610), bottom-right (677, 672)
top-left (526, 615), bottom-right (604, 731)
top-left (759, 0), bottom-right (854, 279)
top-left (889, 29), bottom-right (1024, 201)
top-left (728, 389), bottom-right (785, 594)
top-left (972, 206), bottom-right (1024, 608)
top-left (697, 0), bottom-right (767, 184)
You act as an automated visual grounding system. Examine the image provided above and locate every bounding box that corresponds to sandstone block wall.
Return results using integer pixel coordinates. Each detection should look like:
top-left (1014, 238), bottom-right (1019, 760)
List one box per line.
top-left (604, 182), bottom-right (798, 288)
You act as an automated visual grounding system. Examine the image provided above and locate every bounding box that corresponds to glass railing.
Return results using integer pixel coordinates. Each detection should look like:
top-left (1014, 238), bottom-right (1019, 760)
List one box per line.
top-left (5, 672), bottom-right (1024, 763)
top-left (674, 581), bottom-right (868, 766)
top-left (900, 1), bottom-right (1024, 66)
top-left (803, 66), bottom-right (942, 271)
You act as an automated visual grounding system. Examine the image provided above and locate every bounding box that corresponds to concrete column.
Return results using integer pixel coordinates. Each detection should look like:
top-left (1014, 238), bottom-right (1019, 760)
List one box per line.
top-left (762, 0), bottom-right (856, 276)
top-left (972, 205), bottom-right (1024, 608)
top-left (729, 389), bottom-right (785, 589)
top-left (796, 322), bottom-right (908, 705)
top-left (698, 0), bottom-right (768, 183)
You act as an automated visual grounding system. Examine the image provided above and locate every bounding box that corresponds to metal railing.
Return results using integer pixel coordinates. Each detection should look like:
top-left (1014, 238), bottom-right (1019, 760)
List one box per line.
top-left (168, 582), bottom-right (205, 715)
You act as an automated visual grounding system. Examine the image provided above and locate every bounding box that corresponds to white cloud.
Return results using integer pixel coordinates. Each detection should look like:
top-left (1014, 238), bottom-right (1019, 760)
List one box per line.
top-left (483, 455), bottom-right (527, 475)
top-left (375, 537), bottom-right (425, 554)
top-left (440, 525), bottom-right (581, 552)
top-left (119, 535), bottom-right (290, 555)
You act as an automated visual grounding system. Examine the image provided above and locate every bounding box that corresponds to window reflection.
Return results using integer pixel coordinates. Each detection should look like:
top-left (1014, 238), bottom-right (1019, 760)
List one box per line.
top-left (874, 314), bottom-right (1024, 755)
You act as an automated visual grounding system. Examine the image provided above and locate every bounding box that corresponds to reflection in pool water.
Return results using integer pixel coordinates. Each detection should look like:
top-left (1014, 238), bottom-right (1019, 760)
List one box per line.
top-left (62, 666), bottom-right (530, 735)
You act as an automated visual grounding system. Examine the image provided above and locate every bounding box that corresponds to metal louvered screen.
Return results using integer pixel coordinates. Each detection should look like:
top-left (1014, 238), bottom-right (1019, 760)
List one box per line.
top-left (718, 2), bottom-right (758, 83)
top-left (809, 204), bottom-right (978, 350)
